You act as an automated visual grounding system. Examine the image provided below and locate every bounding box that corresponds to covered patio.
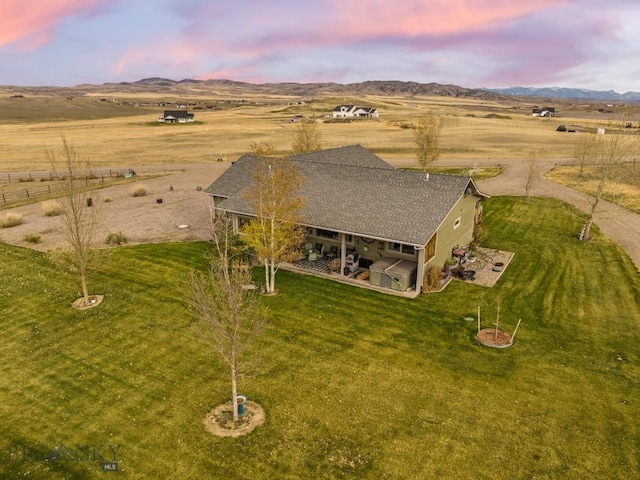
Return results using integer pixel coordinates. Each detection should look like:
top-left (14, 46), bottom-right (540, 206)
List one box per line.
top-left (285, 256), bottom-right (422, 298)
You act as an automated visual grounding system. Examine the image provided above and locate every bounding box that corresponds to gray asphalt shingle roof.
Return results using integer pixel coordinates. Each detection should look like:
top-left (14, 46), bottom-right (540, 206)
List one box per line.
top-left (291, 145), bottom-right (394, 169)
top-left (205, 146), bottom-right (479, 246)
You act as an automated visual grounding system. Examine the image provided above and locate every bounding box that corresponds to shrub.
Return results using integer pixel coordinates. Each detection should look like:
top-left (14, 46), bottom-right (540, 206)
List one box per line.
top-left (131, 184), bottom-right (148, 197)
top-left (105, 231), bottom-right (127, 245)
top-left (42, 200), bottom-right (64, 217)
top-left (0, 212), bottom-right (24, 228)
top-left (424, 265), bottom-right (442, 291)
top-left (484, 113), bottom-right (512, 120)
top-left (24, 232), bottom-right (42, 244)
top-left (103, 196), bottom-right (113, 203)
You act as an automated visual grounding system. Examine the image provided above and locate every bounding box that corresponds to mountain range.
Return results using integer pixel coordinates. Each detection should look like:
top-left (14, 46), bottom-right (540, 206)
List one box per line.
top-left (483, 86), bottom-right (640, 101)
top-left (2, 77), bottom-right (639, 102)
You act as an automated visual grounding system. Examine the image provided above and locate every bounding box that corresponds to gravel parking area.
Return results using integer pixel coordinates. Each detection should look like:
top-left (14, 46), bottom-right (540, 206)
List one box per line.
top-left (0, 163), bottom-right (230, 251)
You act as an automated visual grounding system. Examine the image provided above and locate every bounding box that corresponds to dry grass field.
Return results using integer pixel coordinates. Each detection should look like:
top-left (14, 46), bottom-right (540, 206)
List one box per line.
top-left (2, 87), bottom-right (638, 173)
top-left (546, 164), bottom-right (640, 214)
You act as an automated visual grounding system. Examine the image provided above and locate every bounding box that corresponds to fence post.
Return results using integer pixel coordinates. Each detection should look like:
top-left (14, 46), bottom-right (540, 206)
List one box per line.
top-left (2, 193), bottom-right (5, 204)
top-left (25, 188), bottom-right (29, 198)
top-left (48, 185), bottom-right (51, 194)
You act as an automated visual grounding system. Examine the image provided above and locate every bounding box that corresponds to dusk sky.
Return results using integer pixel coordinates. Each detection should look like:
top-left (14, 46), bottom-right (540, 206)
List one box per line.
top-left (2, 0), bottom-right (639, 92)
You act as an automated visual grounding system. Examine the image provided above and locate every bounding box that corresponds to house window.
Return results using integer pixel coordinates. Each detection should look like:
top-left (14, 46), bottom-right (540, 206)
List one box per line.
top-left (345, 234), bottom-right (353, 243)
top-left (453, 217), bottom-right (461, 230)
top-left (402, 244), bottom-right (415, 255)
top-left (316, 228), bottom-right (339, 240)
top-left (388, 242), bottom-right (415, 255)
top-left (425, 234), bottom-right (437, 261)
top-left (238, 216), bottom-right (251, 228)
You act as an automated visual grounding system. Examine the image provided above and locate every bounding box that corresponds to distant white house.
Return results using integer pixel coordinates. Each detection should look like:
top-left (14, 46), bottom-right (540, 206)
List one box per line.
top-left (532, 107), bottom-right (555, 117)
top-left (158, 110), bottom-right (195, 123)
top-left (332, 105), bottom-right (379, 119)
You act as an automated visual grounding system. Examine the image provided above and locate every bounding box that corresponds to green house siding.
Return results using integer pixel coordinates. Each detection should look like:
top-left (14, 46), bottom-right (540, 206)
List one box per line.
top-left (428, 193), bottom-right (479, 269)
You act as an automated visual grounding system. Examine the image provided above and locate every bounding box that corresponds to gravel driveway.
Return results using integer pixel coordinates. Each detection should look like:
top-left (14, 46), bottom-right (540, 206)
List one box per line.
top-left (2, 157), bottom-right (639, 272)
top-left (436, 157), bottom-right (640, 270)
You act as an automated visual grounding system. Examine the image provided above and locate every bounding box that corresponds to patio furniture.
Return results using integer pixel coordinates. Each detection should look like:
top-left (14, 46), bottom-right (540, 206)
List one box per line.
top-left (346, 252), bottom-right (360, 275)
top-left (452, 268), bottom-right (476, 281)
top-left (329, 258), bottom-right (341, 272)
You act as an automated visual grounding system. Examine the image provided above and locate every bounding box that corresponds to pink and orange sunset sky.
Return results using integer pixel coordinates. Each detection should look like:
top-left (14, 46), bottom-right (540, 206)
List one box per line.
top-left (2, 0), bottom-right (639, 92)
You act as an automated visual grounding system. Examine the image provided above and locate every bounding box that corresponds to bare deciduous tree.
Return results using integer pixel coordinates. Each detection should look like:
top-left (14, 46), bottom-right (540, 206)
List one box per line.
top-left (523, 155), bottom-right (539, 202)
top-left (241, 143), bottom-right (306, 294)
top-left (47, 137), bottom-right (105, 307)
top-left (291, 121), bottom-right (323, 154)
top-left (414, 114), bottom-right (441, 171)
top-left (186, 214), bottom-right (266, 423)
top-left (574, 125), bottom-right (638, 240)
top-left (573, 132), bottom-right (598, 181)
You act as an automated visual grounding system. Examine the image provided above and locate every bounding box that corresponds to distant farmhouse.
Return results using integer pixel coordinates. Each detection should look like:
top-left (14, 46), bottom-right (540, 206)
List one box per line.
top-left (332, 105), bottom-right (379, 119)
top-left (531, 107), bottom-right (555, 117)
top-left (158, 110), bottom-right (195, 123)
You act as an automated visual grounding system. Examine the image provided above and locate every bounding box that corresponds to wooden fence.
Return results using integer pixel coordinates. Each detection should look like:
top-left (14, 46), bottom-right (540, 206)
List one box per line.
top-left (1, 169), bottom-right (133, 205)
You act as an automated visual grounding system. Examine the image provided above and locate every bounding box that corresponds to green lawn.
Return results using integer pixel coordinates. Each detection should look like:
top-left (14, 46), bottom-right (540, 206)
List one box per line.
top-left (1, 197), bottom-right (639, 479)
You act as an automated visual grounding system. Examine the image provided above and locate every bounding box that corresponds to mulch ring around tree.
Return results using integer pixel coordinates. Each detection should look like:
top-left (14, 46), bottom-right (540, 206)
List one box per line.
top-left (72, 294), bottom-right (104, 310)
top-left (476, 328), bottom-right (514, 348)
top-left (203, 400), bottom-right (265, 438)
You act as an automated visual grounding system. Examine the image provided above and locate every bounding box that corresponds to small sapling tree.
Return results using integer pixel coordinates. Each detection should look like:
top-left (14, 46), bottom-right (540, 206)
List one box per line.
top-left (291, 120), bottom-right (323, 154)
top-left (574, 124), bottom-right (638, 240)
top-left (241, 143), bottom-right (306, 294)
top-left (414, 114), bottom-right (441, 171)
top-left (523, 154), bottom-right (540, 202)
top-left (186, 214), bottom-right (266, 423)
top-left (47, 137), bottom-right (106, 307)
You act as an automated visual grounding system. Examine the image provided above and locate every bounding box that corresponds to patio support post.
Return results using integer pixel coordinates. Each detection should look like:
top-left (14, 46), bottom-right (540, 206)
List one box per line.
top-left (231, 213), bottom-right (239, 235)
top-left (340, 233), bottom-right (347, 276)
top-left (416, 246), bottom-right (426, 294)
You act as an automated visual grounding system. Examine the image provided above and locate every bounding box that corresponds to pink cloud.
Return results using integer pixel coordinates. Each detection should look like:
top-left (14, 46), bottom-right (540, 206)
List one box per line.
top-left (196, 65), bottom-right (268, 84)
top-left (104, 0), bottom-right (634, 89)
top-left (114, 40), bottom-right (201, 76)
top-left (323, 0), bottom-right (569, 38)
top-left (201, 0), bottom-right (571, 52)
top-left (0, 0), bottom-right (110, 51)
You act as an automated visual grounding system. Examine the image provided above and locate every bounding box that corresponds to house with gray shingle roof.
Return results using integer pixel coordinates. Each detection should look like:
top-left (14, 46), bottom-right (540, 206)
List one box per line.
top-left (158, 110), bottom-right (194, 123)
top-left (204, 145), bottom-right (486, 295)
